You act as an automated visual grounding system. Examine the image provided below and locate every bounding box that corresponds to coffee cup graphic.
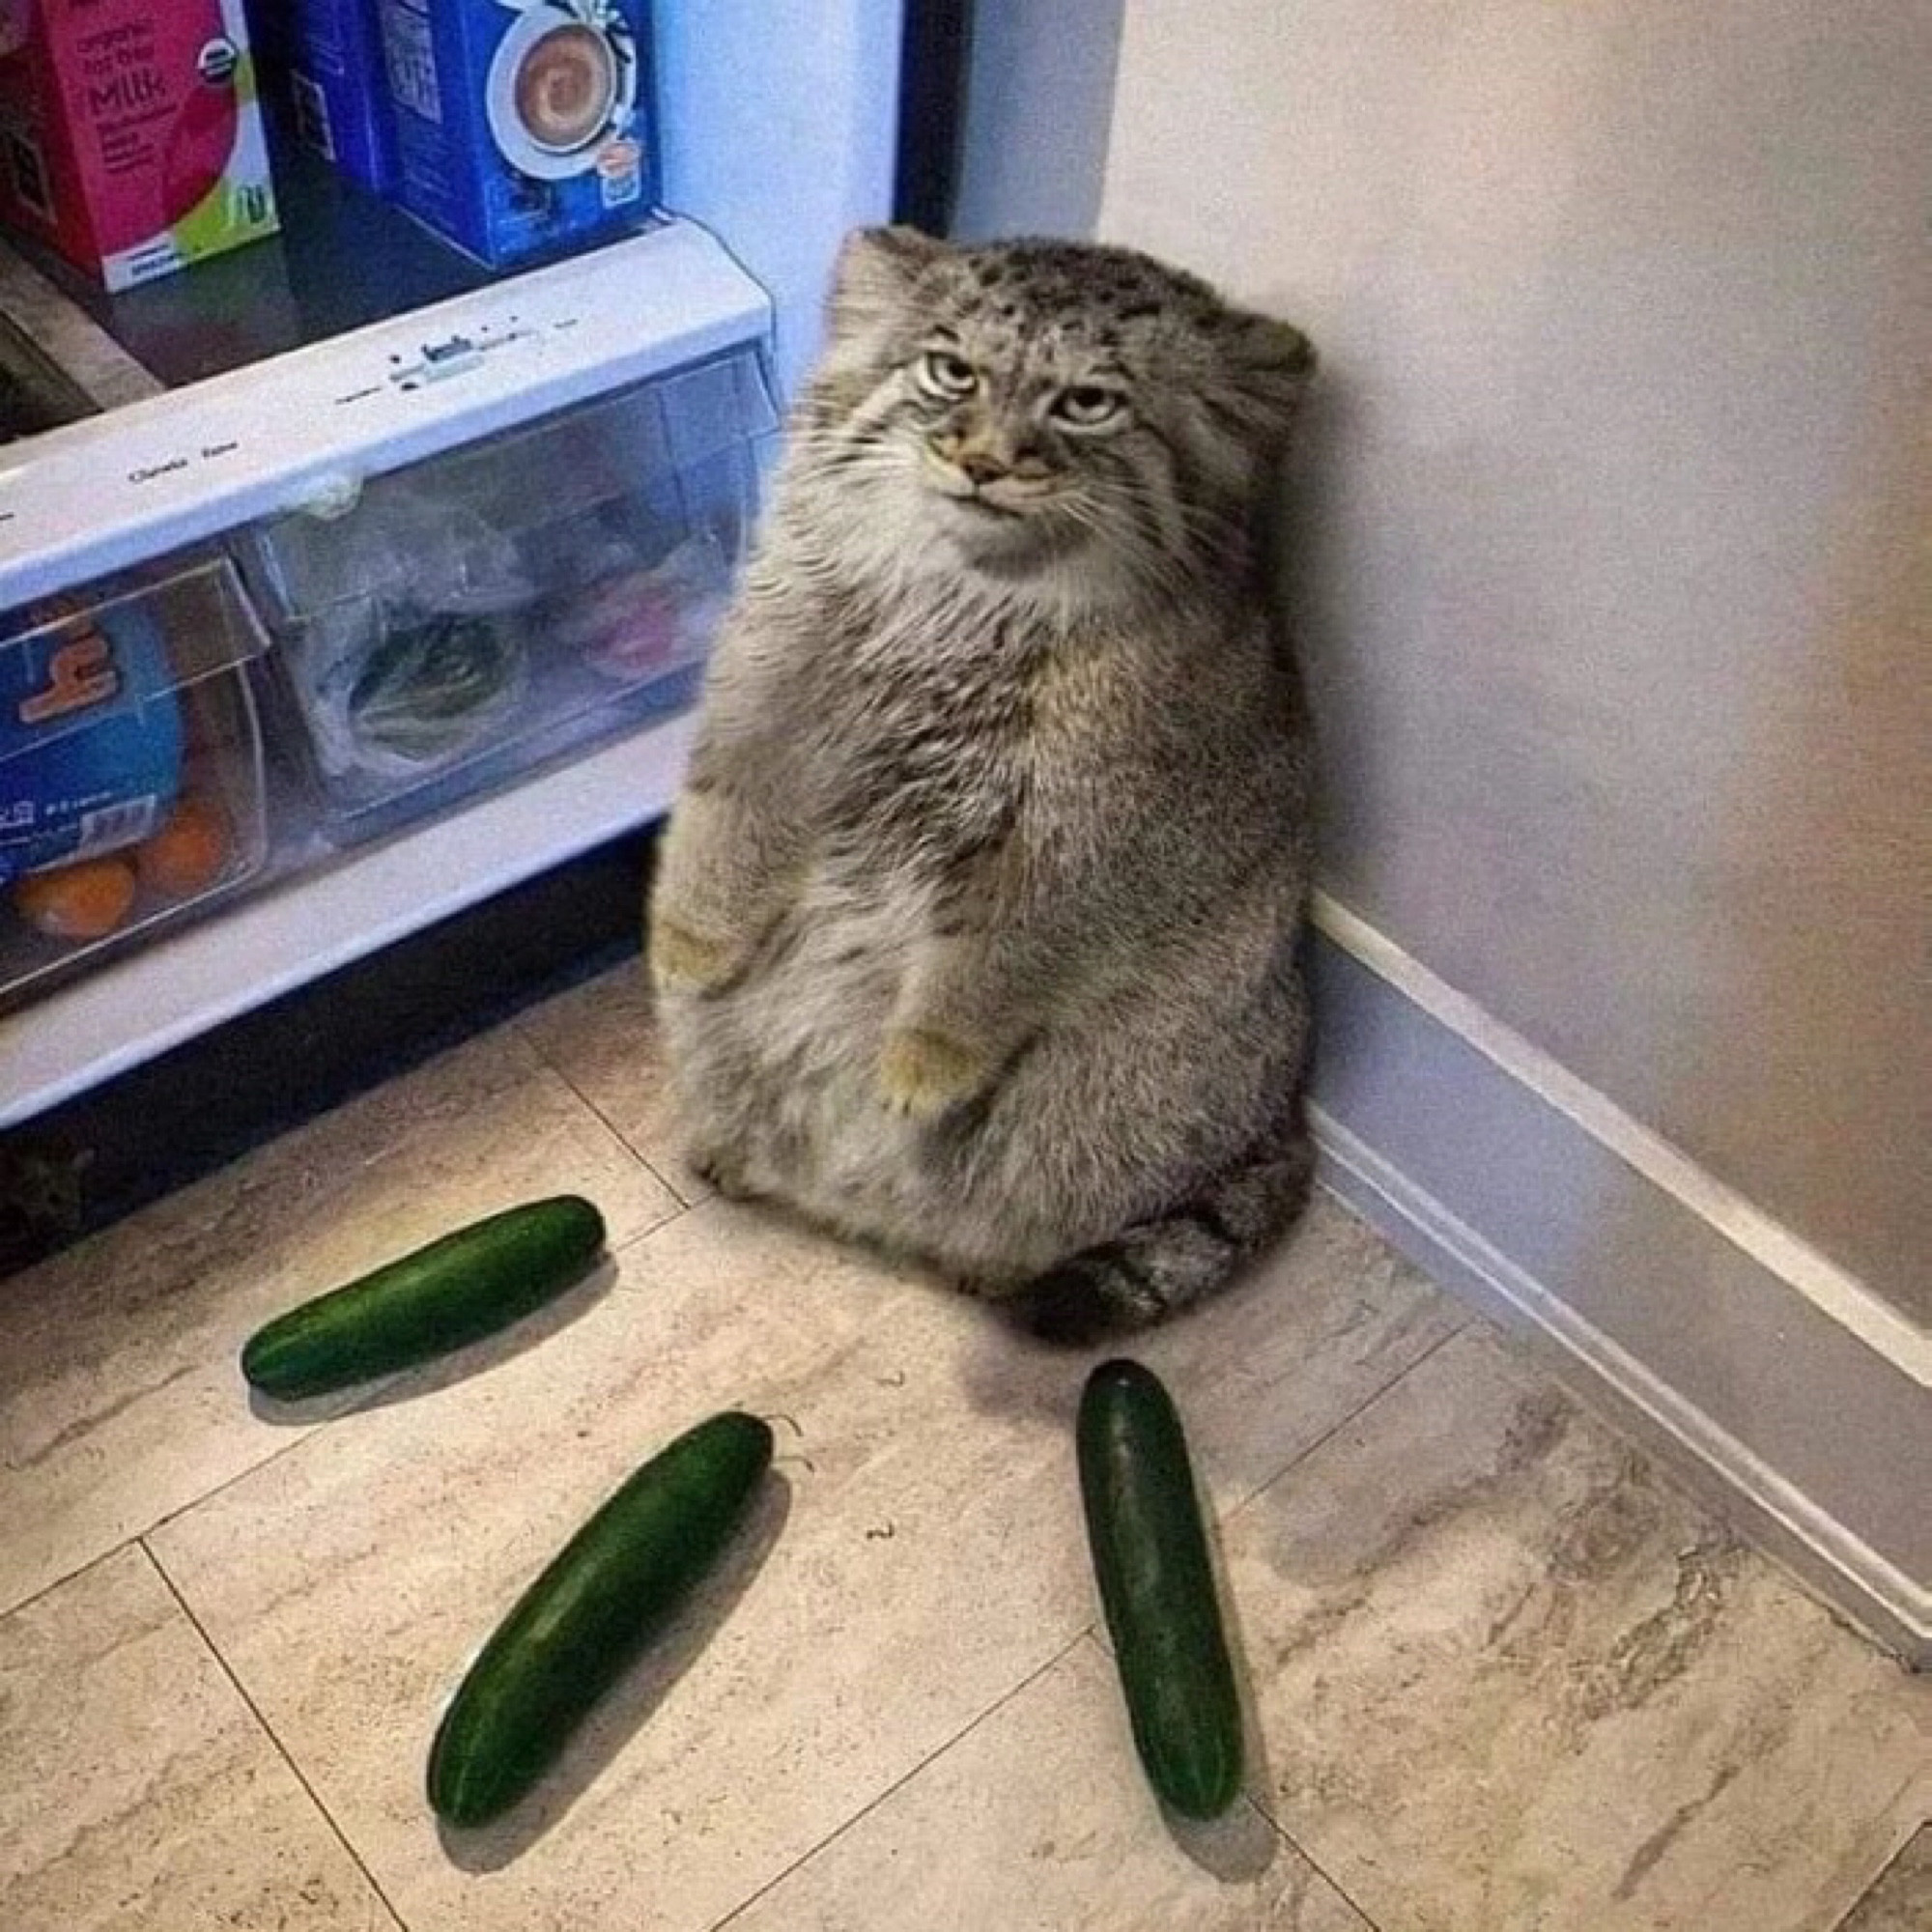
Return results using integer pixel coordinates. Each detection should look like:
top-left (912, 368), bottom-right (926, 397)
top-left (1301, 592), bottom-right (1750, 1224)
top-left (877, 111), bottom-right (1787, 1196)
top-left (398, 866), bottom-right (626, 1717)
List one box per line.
top-left (513, 23), bottom-right (614, 152)
top-left (486, 3), bottom-right (636, 181)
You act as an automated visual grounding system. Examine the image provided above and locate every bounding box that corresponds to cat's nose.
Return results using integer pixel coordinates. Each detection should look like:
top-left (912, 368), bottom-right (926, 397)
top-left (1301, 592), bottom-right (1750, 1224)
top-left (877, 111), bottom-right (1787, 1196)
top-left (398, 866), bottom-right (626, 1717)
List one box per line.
top-left (956, 449), bottom-right (1009, 486)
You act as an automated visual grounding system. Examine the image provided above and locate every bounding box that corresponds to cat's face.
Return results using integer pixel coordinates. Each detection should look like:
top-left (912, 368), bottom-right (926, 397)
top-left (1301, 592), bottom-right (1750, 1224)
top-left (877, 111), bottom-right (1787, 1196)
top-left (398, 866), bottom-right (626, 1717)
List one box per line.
top-left (789, 229), bottom-right (1314, 600)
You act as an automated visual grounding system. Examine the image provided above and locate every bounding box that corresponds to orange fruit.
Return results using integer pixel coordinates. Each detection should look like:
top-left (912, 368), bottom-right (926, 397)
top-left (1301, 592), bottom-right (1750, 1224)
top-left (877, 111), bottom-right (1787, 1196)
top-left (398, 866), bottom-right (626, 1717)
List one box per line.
top-left (15, 856), bottom-right (138, 940)
top-left (136, 795), bottom-right (233, 900)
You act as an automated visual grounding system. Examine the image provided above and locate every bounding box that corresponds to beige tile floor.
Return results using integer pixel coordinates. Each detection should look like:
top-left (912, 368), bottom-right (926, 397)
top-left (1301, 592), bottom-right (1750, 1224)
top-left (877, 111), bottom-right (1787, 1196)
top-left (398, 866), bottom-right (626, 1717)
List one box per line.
top-left (3, 962), bottom-right (1926, 1932)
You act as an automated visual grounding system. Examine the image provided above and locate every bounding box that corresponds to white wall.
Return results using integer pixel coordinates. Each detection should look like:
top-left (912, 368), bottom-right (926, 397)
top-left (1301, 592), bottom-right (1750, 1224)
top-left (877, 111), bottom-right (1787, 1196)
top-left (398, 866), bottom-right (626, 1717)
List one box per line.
top-left (657, 0), bottom-right (903, 396)
top-left (1086, 0), bottom-right (1930, 1322)
top-left (952, 0), bottom-right (1122, 240)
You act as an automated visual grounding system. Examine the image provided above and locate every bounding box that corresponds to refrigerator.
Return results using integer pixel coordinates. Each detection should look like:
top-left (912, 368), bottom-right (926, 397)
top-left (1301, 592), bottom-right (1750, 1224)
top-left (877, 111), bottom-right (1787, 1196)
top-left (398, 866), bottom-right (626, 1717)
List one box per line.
top-left (0, 1), bottom-right (970, 1135)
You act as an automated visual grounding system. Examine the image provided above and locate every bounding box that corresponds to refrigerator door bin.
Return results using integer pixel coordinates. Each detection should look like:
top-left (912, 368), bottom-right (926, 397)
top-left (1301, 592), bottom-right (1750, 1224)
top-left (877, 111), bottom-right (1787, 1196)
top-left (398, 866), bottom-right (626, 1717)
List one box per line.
top-left (1, 558), bottom-right (270, 1008)
top-left (240, 346), bottom-right (776, 841)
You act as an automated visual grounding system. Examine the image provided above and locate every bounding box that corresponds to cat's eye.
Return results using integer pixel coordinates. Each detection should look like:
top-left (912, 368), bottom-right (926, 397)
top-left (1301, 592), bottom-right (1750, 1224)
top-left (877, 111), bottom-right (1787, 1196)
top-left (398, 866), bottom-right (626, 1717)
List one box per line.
top-left (916, 349), bottom-right (979, 399)
top-left (1052, 384), bottom-right (1127, 429)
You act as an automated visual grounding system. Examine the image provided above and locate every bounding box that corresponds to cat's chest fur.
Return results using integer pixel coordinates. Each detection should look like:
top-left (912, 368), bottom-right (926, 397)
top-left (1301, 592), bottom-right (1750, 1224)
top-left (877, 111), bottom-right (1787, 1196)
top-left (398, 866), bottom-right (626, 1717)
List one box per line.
top-left (810, 594), bottom-right (1065, 872)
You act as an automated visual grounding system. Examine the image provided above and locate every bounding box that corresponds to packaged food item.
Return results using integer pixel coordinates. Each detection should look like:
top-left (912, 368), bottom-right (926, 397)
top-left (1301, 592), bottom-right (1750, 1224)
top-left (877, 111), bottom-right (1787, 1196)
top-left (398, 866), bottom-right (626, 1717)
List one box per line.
top-left (374, 0), bottom-right (654, 269)
top-left (286, 0), bottom-right (397, 197)
top-left (0, 0), bottom-right (278, 290)
top-left (135, 794), bottom-right (234, 898)
top-left (343, 609), bottom-right (526, 766)
top-left (14, 853), bottom-right (137, 939)
top-left (547, 530), bottom-right (728, 686)
top-left (1, 592), bottom-right (183, 885)
top-left (255, 481), bottom-right (536, 790)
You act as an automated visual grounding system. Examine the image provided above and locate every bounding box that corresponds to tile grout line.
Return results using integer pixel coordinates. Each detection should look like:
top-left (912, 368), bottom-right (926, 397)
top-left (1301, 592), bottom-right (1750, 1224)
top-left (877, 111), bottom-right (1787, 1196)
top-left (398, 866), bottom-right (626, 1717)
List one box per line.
top-left (4, 1191), bottom-right (698, 1628)
top-left (138, 1537), bottom-right (416, 1932)
top-left (702, 1623), bottom-right (1098, 1932)
top-left (0, 1538), bottom-right (170, 1631)
top-left (506, 1010), bottom-right (702, 1210)
top-left (610, 1203), bottom-right (698, 1262)
top-left (0, 1424), bottom-right (327, 1626)
top-left (596, 1114), bottom-right (704, 1217)
top-left (1243, 1785), bottom-right (1387, 1931)
top-left (142, 1423), bottom-right (327, 1533)
top-left (2, 1236), bottom-right (1466, 1630)
top-left (1219, 1316), bottom-right (1472, 1524)
top-left (1823, 1822), bottom-right (1929, 1932)
top-left (0, 1541), bottom-right (144, 1627)
top-left (1078, 1616), bottom-right (1389, 1930)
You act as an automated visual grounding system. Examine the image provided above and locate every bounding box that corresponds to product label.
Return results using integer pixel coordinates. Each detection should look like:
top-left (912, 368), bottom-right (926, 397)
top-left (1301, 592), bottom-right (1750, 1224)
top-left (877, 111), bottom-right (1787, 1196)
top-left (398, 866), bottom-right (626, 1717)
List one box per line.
top-left (375, 0), bottom-right (654, 267)
top-left (1, 595), bottom-right (183, 879)
top-left (0, 0), bottom-right (278, 287)
top-left (17, 623), bottom-right (119, 726)
top-left (381, 0), bottom-right (441, 125)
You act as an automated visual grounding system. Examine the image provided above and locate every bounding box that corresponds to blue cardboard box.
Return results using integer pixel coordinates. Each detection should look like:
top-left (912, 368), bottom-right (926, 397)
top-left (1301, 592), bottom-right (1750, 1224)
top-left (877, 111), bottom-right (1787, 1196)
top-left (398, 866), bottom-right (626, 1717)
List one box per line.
top-left (374, 0), bottom-right (655, 269)
top-left (288, 0), bottom-right (399, 197)
top-left (1, 596), bottom-right (183, 886)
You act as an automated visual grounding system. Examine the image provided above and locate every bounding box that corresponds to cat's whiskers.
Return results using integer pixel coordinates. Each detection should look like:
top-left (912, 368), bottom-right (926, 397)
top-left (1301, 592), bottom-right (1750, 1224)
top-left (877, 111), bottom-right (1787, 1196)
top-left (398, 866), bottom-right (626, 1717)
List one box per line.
top-left (1050, 484), bottom-right (1198, 606)
top-left (781, 388), bottom-right (1255, 618)
top-left (787, 435), bottom-right (908, 480)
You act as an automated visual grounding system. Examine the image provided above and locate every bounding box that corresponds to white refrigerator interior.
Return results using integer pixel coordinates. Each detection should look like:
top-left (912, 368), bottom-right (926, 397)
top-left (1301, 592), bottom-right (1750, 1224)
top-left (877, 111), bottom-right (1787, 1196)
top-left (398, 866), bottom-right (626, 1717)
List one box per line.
top-left (0, 0), bottom-right (903, 1126)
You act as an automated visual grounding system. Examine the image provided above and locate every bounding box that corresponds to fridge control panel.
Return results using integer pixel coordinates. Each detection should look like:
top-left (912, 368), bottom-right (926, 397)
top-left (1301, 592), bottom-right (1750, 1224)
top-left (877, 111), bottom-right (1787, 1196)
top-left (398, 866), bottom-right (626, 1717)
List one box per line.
top-left (387, 320), bottom-right (540, 391)
top-left (0, 219), bottom-right (770, 611)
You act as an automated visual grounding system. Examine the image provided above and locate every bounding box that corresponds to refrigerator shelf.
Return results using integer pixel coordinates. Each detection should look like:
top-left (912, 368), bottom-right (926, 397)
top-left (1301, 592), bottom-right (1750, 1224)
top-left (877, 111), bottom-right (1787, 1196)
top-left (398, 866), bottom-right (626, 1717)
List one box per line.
top-left (0, 217), bottom-right (770, 613)
top-left (0, 705), bottom-right (695, 1127)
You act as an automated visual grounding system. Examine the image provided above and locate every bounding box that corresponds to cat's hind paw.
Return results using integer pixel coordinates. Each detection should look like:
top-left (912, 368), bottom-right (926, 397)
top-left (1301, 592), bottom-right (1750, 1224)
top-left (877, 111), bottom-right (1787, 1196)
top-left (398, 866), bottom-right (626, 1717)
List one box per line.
top-left (1015, 1266), bottom-right (1123, 1347)
top-left (878, 1026), bottom-right (990, 1121)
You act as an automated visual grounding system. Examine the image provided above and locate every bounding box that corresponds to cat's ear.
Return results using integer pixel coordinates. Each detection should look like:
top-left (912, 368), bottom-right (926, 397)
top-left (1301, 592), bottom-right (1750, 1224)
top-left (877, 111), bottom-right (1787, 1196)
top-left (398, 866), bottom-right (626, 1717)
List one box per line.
top-left (1215, 308), bottom-right (1317, 444)
top-left (828, 225), bottom-right (950, 343)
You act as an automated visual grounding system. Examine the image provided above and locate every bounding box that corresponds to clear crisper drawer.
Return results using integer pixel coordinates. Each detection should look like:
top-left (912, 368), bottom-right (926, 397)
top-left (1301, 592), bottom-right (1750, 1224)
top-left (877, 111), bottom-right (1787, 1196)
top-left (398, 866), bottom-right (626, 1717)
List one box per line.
top-left (0, 559), bottom-right (270, 1009)
top-left (239, 349), bottom-right (778, 839)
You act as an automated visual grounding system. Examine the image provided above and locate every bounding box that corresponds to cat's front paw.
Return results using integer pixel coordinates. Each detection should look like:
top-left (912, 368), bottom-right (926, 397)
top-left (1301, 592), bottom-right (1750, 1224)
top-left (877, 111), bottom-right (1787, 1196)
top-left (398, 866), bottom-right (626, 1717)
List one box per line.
top-left (878, 1027), bottom-right (992, 1121)
top-left (649, 915), bottom-right (743, 995)
top-left (687, 1143), bottom-right (754, 1201)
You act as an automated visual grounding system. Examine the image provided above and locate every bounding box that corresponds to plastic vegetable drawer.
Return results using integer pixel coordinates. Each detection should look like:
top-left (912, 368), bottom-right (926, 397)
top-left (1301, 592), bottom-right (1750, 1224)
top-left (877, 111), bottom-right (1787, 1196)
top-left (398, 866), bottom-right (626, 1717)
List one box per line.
top-left (1, 557), bottom-right (270, 1009)
top-left (239, 347), bottom-right (779, 842)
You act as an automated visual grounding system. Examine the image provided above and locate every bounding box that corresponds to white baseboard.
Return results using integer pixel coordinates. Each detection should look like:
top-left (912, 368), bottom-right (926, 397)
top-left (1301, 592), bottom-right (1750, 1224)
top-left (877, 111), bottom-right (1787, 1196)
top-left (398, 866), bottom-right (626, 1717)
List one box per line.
top-left (1303, 912), bottom-right (1930, 1666)
top-left (1310, 894), bottom-right (1929, 1386)
top-left (1314, 1109), bottom-right (1929, 1664)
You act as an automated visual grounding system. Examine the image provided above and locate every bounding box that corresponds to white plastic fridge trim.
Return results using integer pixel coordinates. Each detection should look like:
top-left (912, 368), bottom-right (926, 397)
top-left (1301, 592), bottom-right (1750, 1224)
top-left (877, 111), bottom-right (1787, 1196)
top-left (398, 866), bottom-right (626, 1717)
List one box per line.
top-left (0, 219), bottom-right (766, 1126)
top-left (2, 709), bottom-right (695, 1126)
top-left (0, 218), bottom-right (771, 611)
top-left (0, 0), bottom-right (913, 1129)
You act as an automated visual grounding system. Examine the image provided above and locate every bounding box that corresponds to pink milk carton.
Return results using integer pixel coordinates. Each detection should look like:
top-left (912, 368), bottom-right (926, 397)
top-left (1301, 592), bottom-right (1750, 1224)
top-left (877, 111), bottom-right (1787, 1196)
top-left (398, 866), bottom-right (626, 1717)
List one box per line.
top-left (0, 0), bottom-right (278, 291)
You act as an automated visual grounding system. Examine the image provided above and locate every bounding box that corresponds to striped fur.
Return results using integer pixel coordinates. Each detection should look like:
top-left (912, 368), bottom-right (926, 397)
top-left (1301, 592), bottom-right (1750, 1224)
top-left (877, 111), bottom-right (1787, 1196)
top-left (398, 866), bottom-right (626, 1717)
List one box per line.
top-left (650, 227), bottom-right (1319, 1337)
top-left (1019, 1099), bottom-right (1318, 1342)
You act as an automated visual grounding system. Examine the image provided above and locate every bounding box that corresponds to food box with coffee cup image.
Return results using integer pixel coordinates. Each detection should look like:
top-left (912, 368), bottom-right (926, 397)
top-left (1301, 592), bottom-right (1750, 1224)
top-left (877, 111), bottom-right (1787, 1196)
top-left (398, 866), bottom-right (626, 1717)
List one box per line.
top-left (0, 0), bottom-right (278, 291)
top-left (373, 0), bottom-right (654, 270)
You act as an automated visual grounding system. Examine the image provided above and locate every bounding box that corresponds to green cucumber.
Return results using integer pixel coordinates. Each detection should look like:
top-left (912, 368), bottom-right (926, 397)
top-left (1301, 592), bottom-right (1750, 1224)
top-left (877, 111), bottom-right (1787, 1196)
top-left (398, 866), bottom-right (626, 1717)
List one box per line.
top-left (428, 1409), bottom-right (775, 1827)
top-left (241, 1195), bottom-right (606, 1400)
top-left (1077, 1358), bottom-right (1243, 1820)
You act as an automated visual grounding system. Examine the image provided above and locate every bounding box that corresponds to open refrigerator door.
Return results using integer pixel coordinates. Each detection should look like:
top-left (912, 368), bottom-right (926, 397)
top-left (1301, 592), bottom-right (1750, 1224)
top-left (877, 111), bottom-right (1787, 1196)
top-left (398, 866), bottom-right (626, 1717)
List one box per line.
top-left (0, 0), bottom-right (909, 1125)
